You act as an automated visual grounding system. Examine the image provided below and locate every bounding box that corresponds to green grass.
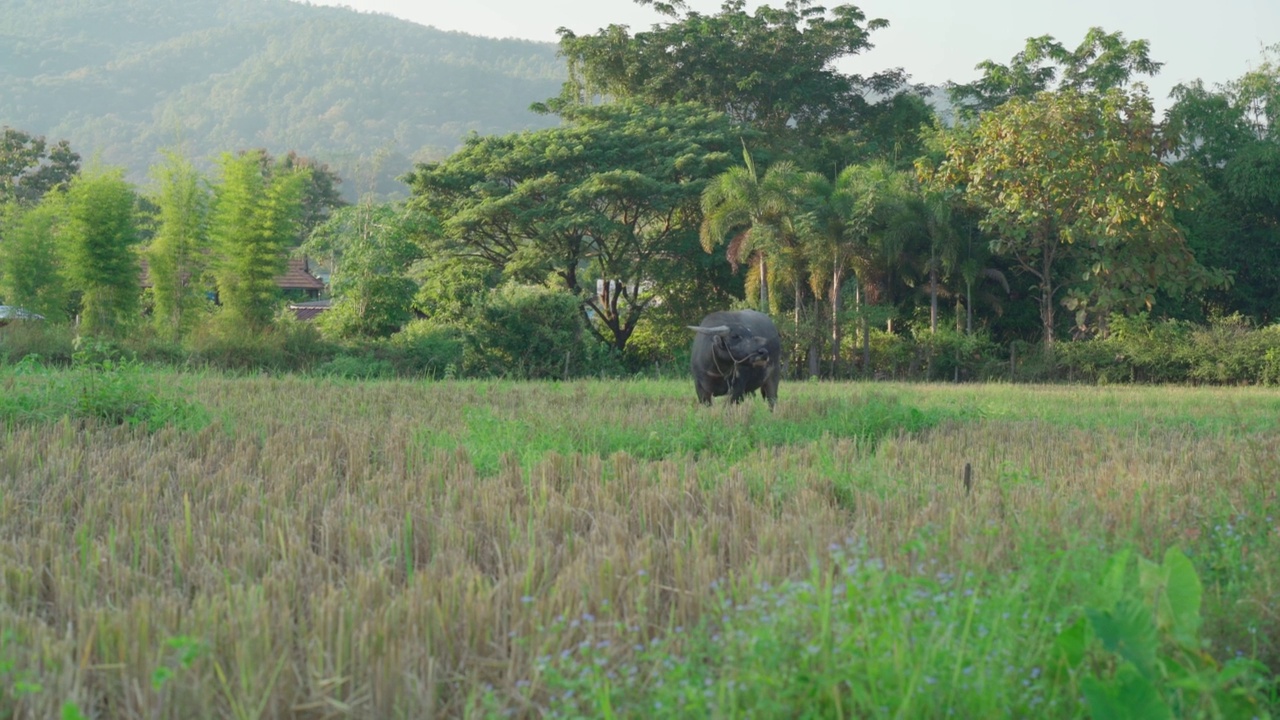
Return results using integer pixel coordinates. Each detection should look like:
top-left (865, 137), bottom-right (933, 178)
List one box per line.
top-left (0, 368), bottom-right (1277, 718)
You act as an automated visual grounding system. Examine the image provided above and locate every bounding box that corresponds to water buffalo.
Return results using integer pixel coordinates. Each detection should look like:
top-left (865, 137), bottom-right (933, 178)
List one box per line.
top-left (688, 310), bottom-right (781, 410)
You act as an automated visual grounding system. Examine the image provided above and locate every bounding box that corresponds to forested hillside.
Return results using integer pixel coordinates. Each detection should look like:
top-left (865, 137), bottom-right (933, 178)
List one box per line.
top-left (0, 0), bottom-right (566, 197)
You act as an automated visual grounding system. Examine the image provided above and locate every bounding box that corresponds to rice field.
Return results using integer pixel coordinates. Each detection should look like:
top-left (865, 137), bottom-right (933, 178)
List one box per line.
top-left (1, 366), bottom-right (1278, 718)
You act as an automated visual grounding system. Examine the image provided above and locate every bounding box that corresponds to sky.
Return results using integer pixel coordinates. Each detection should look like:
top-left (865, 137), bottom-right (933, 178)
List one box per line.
top-left (305, 0), bottom-right (1278, 111)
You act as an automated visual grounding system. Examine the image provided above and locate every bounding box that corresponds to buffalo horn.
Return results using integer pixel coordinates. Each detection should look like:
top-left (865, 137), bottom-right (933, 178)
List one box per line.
top-left (687, 325), bottom-right (730, 334)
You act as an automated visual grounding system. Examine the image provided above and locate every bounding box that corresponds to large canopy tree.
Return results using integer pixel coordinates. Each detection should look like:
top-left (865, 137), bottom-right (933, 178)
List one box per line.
top-left (1, 127), bottom-right (80, 205)
top-left (405, 101), bottom-right (741, 353)
top-left (948, 27), bottom-right (1162, 119)
top-left (1162, 46), bottom-right (1280, 321)
top-left (932, 88), bottom-right (1223, 346)
top-left (553, 0), bottom-right (907, 142)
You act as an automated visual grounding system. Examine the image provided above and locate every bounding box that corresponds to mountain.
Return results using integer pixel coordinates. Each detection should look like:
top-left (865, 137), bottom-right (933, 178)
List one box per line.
top-left (0, 0), bottom-right (568, 198)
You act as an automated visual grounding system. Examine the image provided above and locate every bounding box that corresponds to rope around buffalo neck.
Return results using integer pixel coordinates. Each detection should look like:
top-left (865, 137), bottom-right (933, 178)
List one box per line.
top-left (710, 336), bottom-right (758, 379)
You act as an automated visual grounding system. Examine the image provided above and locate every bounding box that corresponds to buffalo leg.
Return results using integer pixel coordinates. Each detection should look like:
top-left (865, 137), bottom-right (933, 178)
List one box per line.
top-left (762, 373), bottom-right (779, 411)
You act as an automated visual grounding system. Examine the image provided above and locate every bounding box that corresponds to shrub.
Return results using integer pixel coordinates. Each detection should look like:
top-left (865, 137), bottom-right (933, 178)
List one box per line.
top-left (314, 354), bottom-right (395, 380)
top-left (0, 321), bottom-right (75, 366)
top-left (1180, 314), bottom-right (1280, 385)
top-left (386, 320), bottom-right (466, 377)
top-left (462, 284), bottom-right (583, 379)
top-left (184, 315), bottom-right (288, 371)
top-left (912, 326), bottom-right (1003, 381)
top-left (0, 350), bottom-right (208, 431)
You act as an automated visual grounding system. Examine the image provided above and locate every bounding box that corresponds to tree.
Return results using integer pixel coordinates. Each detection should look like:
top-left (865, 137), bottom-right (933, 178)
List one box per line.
top-left (932, 89), bottom-right (1222, 347)
top-left (250, 149), bottom-right (348, 244)
top-left (700, 147), bottom-right (809, 313)
top-left (0, 197), bottom-right (68, 321)
top-left (61, 167), bottom-right (141, 337)
top-left (949, 28), bottom-right (1162, 119)
top-left (553, 0), bottom-right (905, 141)
top-left (406, 102), bottom-right (741, 353)
top-left (209, 151), bottom-right (310, 329)
top-left (1162, 46), bottom-right (1280, 321)
top-left (147, 150), bottom-right (211, 339)
top-left (1, 127), bottom-right (80, 205)
top-left (303, 201), bottom-right (424, 339)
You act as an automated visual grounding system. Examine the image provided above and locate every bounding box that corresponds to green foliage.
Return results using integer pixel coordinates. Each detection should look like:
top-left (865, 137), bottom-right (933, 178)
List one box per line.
top-left (933, 88), bottom-right (1223, 345)
top-left (1053, 313), bottom-right (1280, 385)
top-left (0, 197), bottom-right (69, 321)
top-left (386, 320), bottom-right (465, 377)
top-left (209, 151), bottom-right (308, 330)
top-left (0, 342), bottom-right (209, 431)
top-left (460, 284), bottom-right (584, 379)
top-left (305, 202), bottom-right (423, 339)
top-left (912, 325), bottom-right (1002, 381)
top-left (0, 321), bottom-right (75, 365)
top-left (60, 166), bottom-right (142, 337)
top-left (407, 101), bottom-right (742, 352)
top-left (183, 312), bottom-right (336, 374)
top-left (314, 354), bottom-right (394, 381)
top-left (0, 126), bottom-right (80, 205)
top-left (949, 27), bottom-right (1163, 118)
top-left (411, 254), bottom-right (500, 325)
top-left (146, 150), bottom-right (210, 340)
top-left (1163, 47), bottom-right (1280, 324)
top-left (554, 0), bottom-right (902, 141)
top-left (700, 147), bottom-right (813, 312)
top-left (1057, 548), bottom-right (1273, 720)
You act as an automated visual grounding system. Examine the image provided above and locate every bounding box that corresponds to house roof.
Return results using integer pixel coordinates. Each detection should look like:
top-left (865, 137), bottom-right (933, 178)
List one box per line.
top-left (138, 256), bottom-right (326, 291)
top-left (288, 299), bottom-right (332, 322)
top-left (276, 257), bottom-right (326, 290)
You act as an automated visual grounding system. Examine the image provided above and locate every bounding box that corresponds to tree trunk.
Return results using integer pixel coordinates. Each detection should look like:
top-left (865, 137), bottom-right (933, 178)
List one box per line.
top-left (831, 265), bottom-right (843, 377)
top-left (965, 280), bottom-right (973, 335)
top-left (858, 283), bottom-right (870, 375)
top-left (1040, 250), bottom-right (1055, 352)
top-left (758, 254), bottom-right (769, 312)
top-left (929, 263), bottom-right (939, 334)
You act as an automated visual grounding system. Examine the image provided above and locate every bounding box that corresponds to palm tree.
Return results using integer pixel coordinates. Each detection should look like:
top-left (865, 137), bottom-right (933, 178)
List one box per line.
top-left (819, 162), bottom-right (919, 373)
top-left (700, 146), bottom-right (808, 313)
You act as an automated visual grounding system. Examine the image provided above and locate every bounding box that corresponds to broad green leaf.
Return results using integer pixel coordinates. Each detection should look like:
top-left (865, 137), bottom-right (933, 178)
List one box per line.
top-left (1082, 665), bottom-right (1172, 720)
top-left (1161, 547), bottom-right (1203, 646)
top-left (1088, 599), bottom-right (1159, 680)
top-left (1098, 548), bottom-right (1132, 608)
top-left (1053, 614), bottom-right (1089, 670)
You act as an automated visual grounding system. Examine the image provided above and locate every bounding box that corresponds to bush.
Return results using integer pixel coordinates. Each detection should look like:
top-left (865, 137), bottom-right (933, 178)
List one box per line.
top-left (0, 350), bottom-right (209, 431)
top-left (185, 316), bottom-right (287, 371)
top-left (386, 320), bottom-right (466, 377)
top-left (182, 312), bottom-right (337, 373)
top-left (462, 284), bottom-right (583, 379)
top-left (314, 354), bottom-right (395, 380)
top-left (913, 326), bottom-right (1003, 381)
top-left (0, 321), bottom-right (75, 366)
top-left (276, 312), bottom-right (338, 372)
top-left (1180, 314), bottom-right (1280, 385)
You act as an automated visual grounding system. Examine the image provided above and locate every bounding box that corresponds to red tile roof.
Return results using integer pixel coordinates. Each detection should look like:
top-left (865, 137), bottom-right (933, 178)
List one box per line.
top-left (288, 300), bottom-right (332, 321)
top-left (276, 257), bottom-right (326, 291)
top-left (138, 256), bottom-right (325, 291)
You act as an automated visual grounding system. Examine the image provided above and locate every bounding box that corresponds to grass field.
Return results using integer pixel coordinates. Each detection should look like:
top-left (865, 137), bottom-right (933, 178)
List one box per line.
top-left (1, 364), bottom-right (1278, 718)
